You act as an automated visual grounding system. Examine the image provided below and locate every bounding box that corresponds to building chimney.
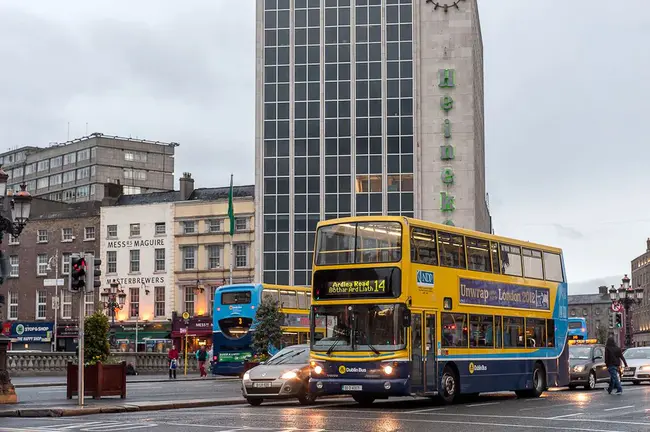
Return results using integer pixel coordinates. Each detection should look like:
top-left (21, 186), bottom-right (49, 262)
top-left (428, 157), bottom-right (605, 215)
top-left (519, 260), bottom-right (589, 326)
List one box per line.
top-left (599, 285), bottom-right (608, 295)
top-left (646, 238), bottom-right (650, 252)
top-left (179, 172), bottom-right (194, 200)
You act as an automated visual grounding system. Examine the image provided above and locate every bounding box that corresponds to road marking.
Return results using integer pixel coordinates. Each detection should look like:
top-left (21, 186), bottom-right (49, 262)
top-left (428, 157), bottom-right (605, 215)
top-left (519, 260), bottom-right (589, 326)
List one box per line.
top-left (409, 407), bottom-right (446, 413)
top-left (604, 405), bottom-right (635, 411)
top-left (549, 413), bottom-right (583, 419)
top-left (465, 402), bottom-right (500, 407)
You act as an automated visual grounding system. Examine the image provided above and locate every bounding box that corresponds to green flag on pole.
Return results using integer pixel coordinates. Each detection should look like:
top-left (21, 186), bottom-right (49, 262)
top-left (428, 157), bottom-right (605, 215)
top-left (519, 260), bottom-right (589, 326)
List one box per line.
top-left (228, 174), bottom-right (235, 236)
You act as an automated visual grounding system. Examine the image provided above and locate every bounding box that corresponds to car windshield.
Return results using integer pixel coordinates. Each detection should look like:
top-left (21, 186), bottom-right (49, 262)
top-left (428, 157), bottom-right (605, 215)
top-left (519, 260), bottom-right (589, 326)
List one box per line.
top-left (311, 304), bottom-right (406, 352)
top-left (266, 347), bottom-right (310, 365)
top-left (569, 346), bottom-right (592, 360)
top-left (623, 348), bottom-right (650, 359)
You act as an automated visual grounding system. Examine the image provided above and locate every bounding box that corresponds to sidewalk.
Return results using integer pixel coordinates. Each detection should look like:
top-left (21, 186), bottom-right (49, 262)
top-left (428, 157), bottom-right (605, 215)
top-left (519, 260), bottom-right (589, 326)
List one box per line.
top-left (0, 397), bottom-right (246, 417)
top-left (12, 374), bottom-right (238, 388)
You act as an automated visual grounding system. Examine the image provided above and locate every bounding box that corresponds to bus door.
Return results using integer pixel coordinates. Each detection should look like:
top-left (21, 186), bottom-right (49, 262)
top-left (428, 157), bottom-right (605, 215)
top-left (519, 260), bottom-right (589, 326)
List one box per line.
top-left (424, 312), bottom-right (437, 393)
top-left (411, 312), bottom-right (424, 392)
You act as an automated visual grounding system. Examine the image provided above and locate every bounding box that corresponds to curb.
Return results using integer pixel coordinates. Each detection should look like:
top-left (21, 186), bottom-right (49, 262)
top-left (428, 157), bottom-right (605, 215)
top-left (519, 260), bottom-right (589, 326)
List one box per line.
top-left (0, 398), bottom-right (246, 418)
top-left (14, 377), bottom-right (240, 388)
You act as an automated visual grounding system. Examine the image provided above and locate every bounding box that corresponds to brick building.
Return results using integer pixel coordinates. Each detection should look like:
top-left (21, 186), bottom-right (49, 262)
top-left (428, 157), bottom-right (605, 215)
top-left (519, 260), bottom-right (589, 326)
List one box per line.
top-left (568, 286), bottom-right (613, 343)
top-left (0, 198), bottom-right (103, 351)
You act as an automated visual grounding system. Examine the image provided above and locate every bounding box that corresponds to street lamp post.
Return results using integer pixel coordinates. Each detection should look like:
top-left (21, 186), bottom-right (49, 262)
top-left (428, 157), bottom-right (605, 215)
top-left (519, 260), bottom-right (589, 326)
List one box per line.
top-left (46, 249), bottom-right (60, 352)
top-left (609, 274), bottom-right (644, 348)
top-left (100, 282), bottom-right (127, 325)
top-left (0, 167), bottom-right (33, 405)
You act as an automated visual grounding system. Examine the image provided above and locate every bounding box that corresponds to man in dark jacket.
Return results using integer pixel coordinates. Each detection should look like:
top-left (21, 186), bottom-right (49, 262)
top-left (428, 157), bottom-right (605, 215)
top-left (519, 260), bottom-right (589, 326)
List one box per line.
top-left (605, 337), bottom-right (627, 394)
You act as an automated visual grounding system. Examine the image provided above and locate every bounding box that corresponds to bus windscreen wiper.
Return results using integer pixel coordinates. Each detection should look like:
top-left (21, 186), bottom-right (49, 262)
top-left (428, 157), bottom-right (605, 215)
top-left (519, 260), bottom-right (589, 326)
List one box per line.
top-left (326, 336), bottom-right (343, 356)
top-left (355, 328), bottom-right (380, 355)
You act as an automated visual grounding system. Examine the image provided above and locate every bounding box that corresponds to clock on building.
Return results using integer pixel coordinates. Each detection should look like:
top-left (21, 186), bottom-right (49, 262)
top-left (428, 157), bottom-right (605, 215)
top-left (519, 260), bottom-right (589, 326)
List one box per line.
top-left (426, 0), bottom-right (466, 12)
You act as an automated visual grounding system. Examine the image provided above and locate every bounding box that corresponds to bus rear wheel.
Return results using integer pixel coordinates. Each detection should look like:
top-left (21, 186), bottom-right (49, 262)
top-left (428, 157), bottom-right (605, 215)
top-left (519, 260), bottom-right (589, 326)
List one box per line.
top-left (515, 363), bottom-right (546, 398)
top-left (352, 395), bottom-right (375, 406)
top-left (438, 365), bottom-right (459, 405)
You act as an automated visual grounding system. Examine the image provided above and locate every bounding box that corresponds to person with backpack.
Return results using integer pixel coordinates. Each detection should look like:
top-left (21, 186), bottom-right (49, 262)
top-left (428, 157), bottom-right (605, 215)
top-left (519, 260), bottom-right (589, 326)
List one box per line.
top-left (196, 345), bottom-right (208, 378)
top-left (168, 345), bottom-right (179, 379)
top-left (605, 337), bottom-right (628, 394)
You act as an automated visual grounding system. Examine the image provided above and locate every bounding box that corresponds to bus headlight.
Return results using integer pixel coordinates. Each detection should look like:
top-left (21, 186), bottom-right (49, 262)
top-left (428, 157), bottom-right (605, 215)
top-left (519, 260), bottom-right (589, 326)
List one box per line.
top-left (243, 371), bottom-right (251, 381)
top-left (382, 365), bottom-right (394, 375)
top-left (281, 370), bottom-right (299, 380)
top-left (313, 365), bottom-right (323, 375)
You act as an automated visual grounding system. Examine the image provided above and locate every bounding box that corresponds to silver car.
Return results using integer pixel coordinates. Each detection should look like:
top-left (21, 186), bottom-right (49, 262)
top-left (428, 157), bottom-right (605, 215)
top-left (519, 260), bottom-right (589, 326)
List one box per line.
top-left (621, 347), bottom-right (650, 384)
top-left (241, 344), bottom-right (316, 406)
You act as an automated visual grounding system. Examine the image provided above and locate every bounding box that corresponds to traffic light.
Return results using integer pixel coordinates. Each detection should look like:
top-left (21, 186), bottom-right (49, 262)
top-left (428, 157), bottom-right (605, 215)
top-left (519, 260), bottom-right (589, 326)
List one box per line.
top-left (609, 312), bottom-right (616, 329)
top-left (68, 254), bottom-right (87, 292)
top-left (615, 313), bottom-right (623, 328)
top-left (84, 253), bottom-right (102, 292)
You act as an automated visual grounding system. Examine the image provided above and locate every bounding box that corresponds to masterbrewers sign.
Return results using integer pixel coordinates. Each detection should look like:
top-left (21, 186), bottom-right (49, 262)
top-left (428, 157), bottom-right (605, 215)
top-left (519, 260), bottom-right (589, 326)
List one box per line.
top-left (459, 278), bottom-right (550, 311)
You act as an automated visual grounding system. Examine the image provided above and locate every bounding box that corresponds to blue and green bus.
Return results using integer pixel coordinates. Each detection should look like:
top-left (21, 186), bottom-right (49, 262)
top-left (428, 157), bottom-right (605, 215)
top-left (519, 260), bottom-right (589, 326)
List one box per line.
top-left (212, 283), bottom-right (324, 375)
top-left (568, 317), bottom-right (587, 340)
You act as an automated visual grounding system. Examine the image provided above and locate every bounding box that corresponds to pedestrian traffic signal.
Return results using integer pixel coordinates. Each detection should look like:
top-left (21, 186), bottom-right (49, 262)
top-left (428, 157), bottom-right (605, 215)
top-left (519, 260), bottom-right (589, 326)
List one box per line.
top-left (84, 253), bottom-right (102, 292)
top-left (615, 313), bottom-right (623, 328)
top-left (68, 254), bottom-right (86, 292)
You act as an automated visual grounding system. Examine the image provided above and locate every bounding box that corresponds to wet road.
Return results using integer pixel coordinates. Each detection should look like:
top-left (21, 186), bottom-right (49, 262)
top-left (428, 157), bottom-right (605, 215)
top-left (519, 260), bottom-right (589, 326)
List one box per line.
top-left (5, 383), bottom-right (650, 431)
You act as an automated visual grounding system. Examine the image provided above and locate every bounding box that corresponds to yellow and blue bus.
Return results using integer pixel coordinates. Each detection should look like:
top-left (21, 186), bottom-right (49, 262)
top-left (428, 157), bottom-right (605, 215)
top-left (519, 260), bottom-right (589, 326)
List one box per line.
top-left (212, 283), bottom-right (323, 375)
top-left (568, 317), bottom-right (587, 340)
top-left (308, 216), bottom-right (569, 405)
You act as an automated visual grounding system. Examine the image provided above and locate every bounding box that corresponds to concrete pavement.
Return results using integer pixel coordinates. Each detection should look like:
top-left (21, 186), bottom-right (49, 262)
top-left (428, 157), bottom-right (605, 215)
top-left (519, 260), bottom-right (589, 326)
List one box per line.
top-left (3, 383), bottom-right (650, 430)
top-left (11, 374), bottom-right (238, 388)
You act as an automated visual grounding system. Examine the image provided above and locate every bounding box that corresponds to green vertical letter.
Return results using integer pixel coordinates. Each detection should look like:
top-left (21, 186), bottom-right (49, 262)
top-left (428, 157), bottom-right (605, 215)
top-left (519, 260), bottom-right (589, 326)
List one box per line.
top-left (441, 95), bottom-right (454, 112)
top-left (443, 119), bottom-right (451, 138)
top-left (440, 145), bottom-right (455, 160)
top-left (440, 191), bottom-right (455, 212)
top-left (443, 220), bottom-right (455, 226)
top-left (441, 167), bottom-right (455, 184)
top-left (438, 69), bottom-right (456, 88)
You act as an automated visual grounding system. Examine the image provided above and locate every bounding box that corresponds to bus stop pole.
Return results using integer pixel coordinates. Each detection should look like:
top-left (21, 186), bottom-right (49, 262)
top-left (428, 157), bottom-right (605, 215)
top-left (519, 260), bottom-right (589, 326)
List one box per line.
top-left (184, 334), bottom-right (188, 376)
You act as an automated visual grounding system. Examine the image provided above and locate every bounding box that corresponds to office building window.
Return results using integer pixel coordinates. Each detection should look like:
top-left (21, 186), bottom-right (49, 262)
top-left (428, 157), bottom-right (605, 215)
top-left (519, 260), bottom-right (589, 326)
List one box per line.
top-left (130, 288), bottom-right (140, 318)
top-left (125, 151), bottom-right (148, 162)
top-left (8, 234), bottom-right (19, 245)
top-left (62, 290), bottom-right (72, 319)
top-left (130, 223), bottom-right (140, 237)
top-left (235, 244), bottom-right (249, 268)
top-left (84, 227), bottom-right (95, 240)
top-left (37, 230), bottom-right (48, 243)
top-left (77, 148), bottom-right (90, 161)
top-left (182, 221), bottom-right (197, 234)
top-left (63, 170), bottom-right (75, 183)
top-left (155, 222), bottom-right (166, 235)
top-left (51, 156), bottom-right (62, 168)
top-left (183, 247), bottom-right (197, 270)
top-left (123, 186), bottom-right (142, 195)
top-left (107, 251), bottom-right (117, 274)
top-left (155, 248), bottom-right (165, 272)
top-left (207, 220), bottom-right (221, 233)
top-left (9, 255), bottom-right (18, 277)
top-left (8, 292), bottom-right (18, 320)
top-left (235, 218), bottom-right (248, 231)
top-left (85, 291), bottom-right (95, 316)
top-left (107, 225), bottom-right (118, 238)
top-left (62, 253), bottom-right (71, 274)
top-left (62, 228), bottom-right (73, 241)
top-left (184, 287), bottom-right (195, 316)
top-left (124, 169), bottom-right (147, 180)
top-left (207, 245), bottom-right (222, 269)
top-left (50, 174), bottom-right (62, 186)
top-left (130, 250), bottom-right (140, 273)
top-left (155, 286), bottom-right (165, 317)
top-left (37, 254), bottom-right (48, 276)
top-left (76, 167), bottom-right (90, 179)
top-left (36, 290), bottom-right (47, 319)
top-left (37, 177), bottom-right (49, 190)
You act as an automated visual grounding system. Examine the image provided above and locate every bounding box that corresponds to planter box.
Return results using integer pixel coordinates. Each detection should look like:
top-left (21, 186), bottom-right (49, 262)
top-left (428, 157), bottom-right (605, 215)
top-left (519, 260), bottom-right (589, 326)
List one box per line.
top-left (66, 361), bottom-right (127, 400)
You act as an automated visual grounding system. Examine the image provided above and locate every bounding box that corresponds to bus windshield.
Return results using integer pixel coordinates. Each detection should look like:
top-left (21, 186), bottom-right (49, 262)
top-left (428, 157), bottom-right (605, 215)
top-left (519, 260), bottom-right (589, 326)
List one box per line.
top-left (315, 221), bottom-right (402, 265)
top-left (568, 321), bottom-right (583, 329)
top-left (311, 304), bottom-right (407, 352)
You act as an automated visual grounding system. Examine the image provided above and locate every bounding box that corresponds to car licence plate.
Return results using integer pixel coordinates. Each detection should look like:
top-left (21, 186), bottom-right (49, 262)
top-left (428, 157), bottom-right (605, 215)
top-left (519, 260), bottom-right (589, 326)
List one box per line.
top-left (342, 385), bottom-right (362, 391)
top-left (253, 382), bottom-right (272, 388)
top-left (624, 371), bottom-right (634, 376)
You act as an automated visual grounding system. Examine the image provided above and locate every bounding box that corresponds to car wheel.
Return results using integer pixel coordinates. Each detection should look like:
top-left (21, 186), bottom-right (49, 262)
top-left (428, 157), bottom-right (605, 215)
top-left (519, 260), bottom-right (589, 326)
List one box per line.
top-left (298, 389), bottom-right (317, 406)
top-left (246, 397), bottom-right (263, 406)
top-left (585, 371), bottom-right (596, 390)
top-left (438, 365), bottom-right (459, 405)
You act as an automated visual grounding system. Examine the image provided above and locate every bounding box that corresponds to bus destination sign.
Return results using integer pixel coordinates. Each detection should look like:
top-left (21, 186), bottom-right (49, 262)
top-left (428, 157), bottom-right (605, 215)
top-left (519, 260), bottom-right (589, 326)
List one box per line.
top-left (313, 267), bottom-right (401, 300)
top-left (459, 278), bottom-right (550, 311)
top-left (326, 279), bottom-right (386, 296)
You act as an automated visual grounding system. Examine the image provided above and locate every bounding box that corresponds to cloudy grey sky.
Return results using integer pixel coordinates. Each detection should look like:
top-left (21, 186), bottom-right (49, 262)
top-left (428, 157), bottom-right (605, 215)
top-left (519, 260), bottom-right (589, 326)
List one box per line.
top-left (0, 0), bottom-right (648, 291)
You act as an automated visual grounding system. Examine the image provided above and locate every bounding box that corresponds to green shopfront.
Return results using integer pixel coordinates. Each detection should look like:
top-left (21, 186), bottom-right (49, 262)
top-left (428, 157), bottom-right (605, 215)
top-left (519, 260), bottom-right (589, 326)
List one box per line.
top-left (110, 321), bottom-right (172, 353)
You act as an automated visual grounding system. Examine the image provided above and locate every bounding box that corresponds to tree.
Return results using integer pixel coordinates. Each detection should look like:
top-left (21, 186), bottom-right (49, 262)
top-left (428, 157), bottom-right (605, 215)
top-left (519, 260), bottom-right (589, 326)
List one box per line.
top-left (84, 310), bottom-right (110, 365)
top-left (596, 326), bottom-right (609, 344)
top-left (251, 297), bottom-right (284, 356)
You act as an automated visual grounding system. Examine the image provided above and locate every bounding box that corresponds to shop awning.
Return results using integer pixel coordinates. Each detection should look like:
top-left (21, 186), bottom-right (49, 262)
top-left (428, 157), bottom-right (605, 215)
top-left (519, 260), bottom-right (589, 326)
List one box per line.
top-left (112, 331), bottom-right (170, 340)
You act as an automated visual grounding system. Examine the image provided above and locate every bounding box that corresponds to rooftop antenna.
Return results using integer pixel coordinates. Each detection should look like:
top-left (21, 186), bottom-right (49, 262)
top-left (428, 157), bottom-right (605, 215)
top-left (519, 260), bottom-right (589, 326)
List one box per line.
top-left (67, 122), bottom-right (70, 140)
top-left (85, 122), bottom-right (88, 136)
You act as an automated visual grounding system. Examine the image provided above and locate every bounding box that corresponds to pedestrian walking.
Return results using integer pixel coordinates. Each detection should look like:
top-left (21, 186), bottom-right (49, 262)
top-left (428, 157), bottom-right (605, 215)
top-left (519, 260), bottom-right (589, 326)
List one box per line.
top-left (605, 337), bottom-right (627, 394)
top-left (168, 345), bottom-right (179, 379)
top-left (197, 345), bottom-right (208, 378)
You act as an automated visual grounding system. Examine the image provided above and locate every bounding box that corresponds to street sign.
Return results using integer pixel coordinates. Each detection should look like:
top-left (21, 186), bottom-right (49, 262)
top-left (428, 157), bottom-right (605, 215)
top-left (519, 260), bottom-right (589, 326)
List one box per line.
top-left (44, 278), bottom-right (64, 287)
top-left (182, 312), bottom-right (190, 320)
top-left (611, 302), bottom-right (623, 312)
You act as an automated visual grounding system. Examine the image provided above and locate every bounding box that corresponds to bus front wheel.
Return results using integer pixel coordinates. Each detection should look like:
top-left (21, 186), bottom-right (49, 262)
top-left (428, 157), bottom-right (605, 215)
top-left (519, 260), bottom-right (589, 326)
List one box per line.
top-left (352, 395), bottom-right (375, 406)
top-left (438, 365), bottom-right (459, 405)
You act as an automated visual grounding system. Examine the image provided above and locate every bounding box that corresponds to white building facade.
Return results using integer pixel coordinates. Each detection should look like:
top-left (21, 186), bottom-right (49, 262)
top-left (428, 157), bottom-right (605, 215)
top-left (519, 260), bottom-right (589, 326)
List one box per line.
top-left (100, 202), bottom-right (176, 325)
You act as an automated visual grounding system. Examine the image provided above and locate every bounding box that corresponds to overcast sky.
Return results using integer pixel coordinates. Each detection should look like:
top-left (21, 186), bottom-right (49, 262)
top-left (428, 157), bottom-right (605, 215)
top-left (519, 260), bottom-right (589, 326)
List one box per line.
top-left (0, 0), bottom-right (648, 291)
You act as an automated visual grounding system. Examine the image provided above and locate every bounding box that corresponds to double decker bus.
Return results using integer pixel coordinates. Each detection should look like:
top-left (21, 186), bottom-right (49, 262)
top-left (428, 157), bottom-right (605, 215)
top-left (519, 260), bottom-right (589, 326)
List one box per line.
top-left (568, 317), bottom-right (588, 340)
top-left (308, 216), bottom-right (569, 405)
top-left (212, 283), bottom-right (322, 375)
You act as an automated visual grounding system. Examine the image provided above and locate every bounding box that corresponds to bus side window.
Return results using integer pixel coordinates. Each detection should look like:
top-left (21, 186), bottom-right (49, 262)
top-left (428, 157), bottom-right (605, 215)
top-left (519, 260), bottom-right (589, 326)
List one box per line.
top-left (441, 312), bottom-right (468, 348)
top-left (280, 290), bottom-right (297, 308)
top-left (466, 237), bottom-right (491, 273)
top-left (546, 319), bottom-right (555, 347)
top-left (262, 289), bottom-right (279, 304)
top-left (526, 318), bottom-right (546, 348)
top-left (500, 244), bottom-right (522, 276)
top-left (503, 316), bottom-right (524, 348)
top-left (297, 292), bottom-right (307, 309)
top-left (411, 227), bottom-right (438, 265)
top-left (438, 232), bottom-right (466, 269)
top-left (490, 242), bottom-right (500, 274)
top-left (495, 316), bottom-right (503, 348)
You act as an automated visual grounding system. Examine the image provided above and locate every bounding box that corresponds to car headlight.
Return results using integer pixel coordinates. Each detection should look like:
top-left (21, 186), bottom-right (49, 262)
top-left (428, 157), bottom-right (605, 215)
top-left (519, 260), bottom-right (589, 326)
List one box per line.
top-left (639, 365), bottom-right (650, 372)
top-left (243, 371), bottom-right (250, 381)
top-left (572, 365), bottom-right (585, 373)
top-left (281, 370), bottom-right (298, 380)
